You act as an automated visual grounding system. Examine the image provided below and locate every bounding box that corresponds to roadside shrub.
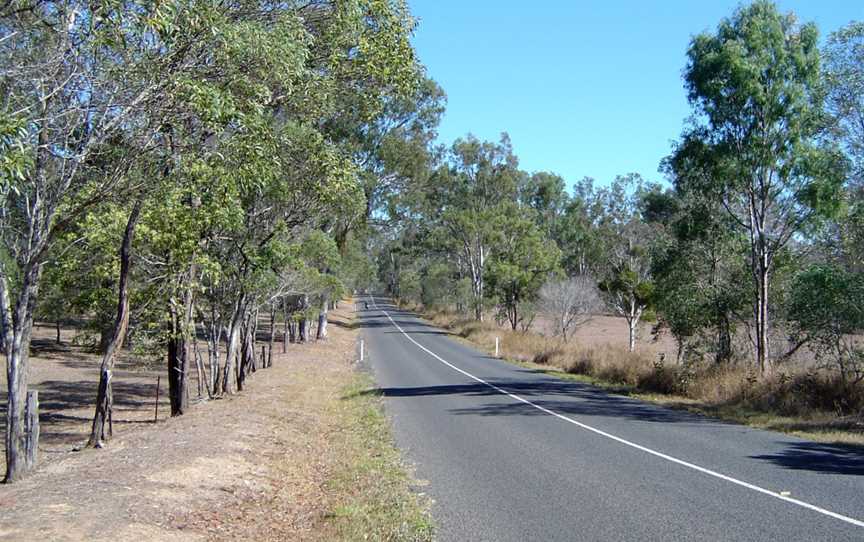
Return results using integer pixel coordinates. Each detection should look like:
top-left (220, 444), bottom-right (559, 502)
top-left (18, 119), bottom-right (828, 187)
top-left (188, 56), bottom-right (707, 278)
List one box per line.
top-left (533, 348), bottom-right (564, 365)
top-left (596, 363), bottom-right (641, 386)
top-left (564, 356), bottom-right (594, 375)
top-left (637, 360), bottom-right (680, 395)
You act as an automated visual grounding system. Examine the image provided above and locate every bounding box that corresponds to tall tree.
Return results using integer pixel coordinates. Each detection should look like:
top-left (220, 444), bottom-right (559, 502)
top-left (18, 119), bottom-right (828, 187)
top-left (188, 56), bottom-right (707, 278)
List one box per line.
top-left (425, 134), bottom-right (521, 320)
top-left (678, 1), bottom-right (846, 372)
top-left (0, 0), bottom-right (196, 482)
top-left (824, 21), bottom-right (864, 273)
top-left (595, 175), bottom-right (657, 352)
top-left (487, 210), bottom-right (561, 330)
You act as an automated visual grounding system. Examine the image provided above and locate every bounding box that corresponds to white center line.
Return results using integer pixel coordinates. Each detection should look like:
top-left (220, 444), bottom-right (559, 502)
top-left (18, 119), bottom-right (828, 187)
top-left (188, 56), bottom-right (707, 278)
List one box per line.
top-left (368, 296), bottom-right (864, 530)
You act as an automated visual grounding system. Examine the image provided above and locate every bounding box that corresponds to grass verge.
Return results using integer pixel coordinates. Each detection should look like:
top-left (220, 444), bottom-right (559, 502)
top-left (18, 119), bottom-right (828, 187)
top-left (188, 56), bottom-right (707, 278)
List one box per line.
top-left (404, 304), bottom-right (864, 448)
top-left (508, 358), bottom-right (864, 447)
top-left (320, 372), bottom-right (434, 542)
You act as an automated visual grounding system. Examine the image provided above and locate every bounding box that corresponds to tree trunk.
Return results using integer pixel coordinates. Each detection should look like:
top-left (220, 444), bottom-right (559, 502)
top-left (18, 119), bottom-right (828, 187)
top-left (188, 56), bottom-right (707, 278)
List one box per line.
top-left (247, 312), bottom-right (257, 374)
top-left (299, 294), bottom-right (309, 342)
top-left (282, 298), bottom-right (289, 352)
top-left (2, 263), bottom-right (40, 483)
top-left (755, 265), bottom-right (769, 373)
top-left (205, 317), bottom-right (222, 396)
top-left (316, 298), bottom-right (328, 340)
top-left (716, 314), bottom-right (732, 364)
top-left (222, 299), bottom-right (244, 395)
top-left (476, 245), bottom-right (485, 322)
top-left (264, 302), bottom-right (276, 367)
top-left (88, 200), bottom-right (141, 448)
top-left (167, 317), bottom-right (186, 416)
top-left (24, 391), bottom-right (39, 470)
top-left (299, 317), bottom-right (308, 343)
top-left (473, 275), bottom-right (484, 322)
top-left (628, 318), bottom-right (637, 353)
top-left (238, 309), bottom-right (258, 390)
top-left (748, 188), bottom-right (772, 374)
top-left (193, 330), bottom-right (207, 398)
top-left (55, 319), bottom-right (61, 344)
top-left (167, 282), bottom-right (194, 416)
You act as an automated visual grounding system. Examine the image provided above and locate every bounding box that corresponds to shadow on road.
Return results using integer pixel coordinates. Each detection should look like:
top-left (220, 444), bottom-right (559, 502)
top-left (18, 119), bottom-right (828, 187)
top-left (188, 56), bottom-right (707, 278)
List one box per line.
top-left (355, 380), bottom-right (864, 476)
top-left (750, 442), bottom-right (864, 475)
top-left (350, 379), bottom-right (723, 426)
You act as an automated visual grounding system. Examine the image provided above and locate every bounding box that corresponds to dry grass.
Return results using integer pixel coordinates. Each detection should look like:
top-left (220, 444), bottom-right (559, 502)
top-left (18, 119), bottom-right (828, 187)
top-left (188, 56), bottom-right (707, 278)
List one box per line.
top-left (320, 375), bottom-right (434, 542)
top-left (414, 305), bottom-right (864, 447)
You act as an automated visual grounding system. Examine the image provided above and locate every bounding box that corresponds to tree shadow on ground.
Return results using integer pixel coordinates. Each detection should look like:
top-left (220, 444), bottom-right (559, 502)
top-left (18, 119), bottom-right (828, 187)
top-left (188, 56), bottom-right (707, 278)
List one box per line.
top-left (750, 442), bottom-right (864, 475)
top-left (356, 311), bottom-right (440, 332)
top-left (384, 329), bottom-right (456, 337)
top-left (329, 318), bottom-right (358, 330)
top-left (353, 380), bottom-right (864, 476)
top-left (1, 379), bottom-right (167, 451)
top-left (349, 379), bottom-right (724, 426)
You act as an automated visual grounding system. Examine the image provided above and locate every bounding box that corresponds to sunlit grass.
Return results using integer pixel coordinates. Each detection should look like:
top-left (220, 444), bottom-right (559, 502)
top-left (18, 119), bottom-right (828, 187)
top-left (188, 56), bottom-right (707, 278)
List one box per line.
top-left (321, 374), bottom-right (434, 541)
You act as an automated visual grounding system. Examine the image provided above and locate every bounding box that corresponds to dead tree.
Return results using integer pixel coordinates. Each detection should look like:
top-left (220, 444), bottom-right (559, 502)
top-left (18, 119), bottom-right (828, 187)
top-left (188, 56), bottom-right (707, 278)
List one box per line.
top-left (88, 200), bottom-right (142, 448)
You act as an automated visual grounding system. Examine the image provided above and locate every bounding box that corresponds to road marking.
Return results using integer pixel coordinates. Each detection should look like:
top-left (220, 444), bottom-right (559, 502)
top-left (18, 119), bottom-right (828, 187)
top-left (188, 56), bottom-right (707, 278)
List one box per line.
top-left (368, 296), bottom-right (864, 530)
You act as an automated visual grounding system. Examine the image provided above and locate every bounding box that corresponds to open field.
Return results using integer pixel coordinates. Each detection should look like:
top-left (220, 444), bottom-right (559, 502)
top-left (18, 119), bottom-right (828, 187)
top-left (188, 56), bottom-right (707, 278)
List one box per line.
top-left (0, 303), bottom-right (432, 541)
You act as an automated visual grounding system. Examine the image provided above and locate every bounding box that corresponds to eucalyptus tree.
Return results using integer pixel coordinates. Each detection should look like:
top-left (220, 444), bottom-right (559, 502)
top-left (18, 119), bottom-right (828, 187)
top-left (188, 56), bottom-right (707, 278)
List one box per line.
top-left (789, 265), bottom-right (864, 389)
top-left (649, 179), bottom-right (751, 364)
top-left (593, 175), bottom-right (657, 352)
top-left (824, 21), bottom-right (864, 273)
top-left (332, 77), bottom-right (445, 225)
top-left (298, 230), bottom-right (343, 340)
top-left (554, 177), bottom-right (606, 276)
top-left (0, 0), bottom-right (223, 482)
top-left (521, 172), bottom-right (569, 236)
top-left (422, 134), bottom-right (521, 320)
top-left (598, 239), bottom-right (655, 353)
top-left (2, 0), bottom-right (423, 479)
top-left (207, 121), bottom-right (361, 394)
top-left (487, 209), bottom-right (561, 330)
top-left (824, 21), bottom-right (864, 186)
top-left (677, 1), bottom-right (846, 372)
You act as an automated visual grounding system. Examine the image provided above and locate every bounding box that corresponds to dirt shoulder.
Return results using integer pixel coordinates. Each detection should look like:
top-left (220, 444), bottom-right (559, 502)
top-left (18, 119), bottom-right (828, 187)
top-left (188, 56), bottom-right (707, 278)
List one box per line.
top-left (0, 304), bottom-right (432, 541)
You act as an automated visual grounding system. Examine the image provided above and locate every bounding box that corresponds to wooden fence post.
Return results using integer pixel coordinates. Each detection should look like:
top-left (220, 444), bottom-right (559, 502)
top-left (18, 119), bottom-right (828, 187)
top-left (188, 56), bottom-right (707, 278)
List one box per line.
top-left (154, 376), bottom-right (160, 423)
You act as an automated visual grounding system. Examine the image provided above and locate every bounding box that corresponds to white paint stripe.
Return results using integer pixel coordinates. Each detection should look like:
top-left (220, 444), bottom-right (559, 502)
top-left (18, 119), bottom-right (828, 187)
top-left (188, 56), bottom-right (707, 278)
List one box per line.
top-left (368, 296), bottom-right (864, 530)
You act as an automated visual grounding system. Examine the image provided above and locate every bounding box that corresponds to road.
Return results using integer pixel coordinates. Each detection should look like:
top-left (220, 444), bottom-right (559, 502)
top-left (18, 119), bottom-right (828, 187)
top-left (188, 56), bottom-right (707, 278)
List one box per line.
top-left (359, 296), bottom-right (864, 541)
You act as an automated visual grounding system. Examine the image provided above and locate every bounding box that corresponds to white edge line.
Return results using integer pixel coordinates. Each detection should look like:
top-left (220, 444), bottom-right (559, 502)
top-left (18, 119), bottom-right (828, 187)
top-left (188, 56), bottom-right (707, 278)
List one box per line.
top-left (368, 296), bottom-right (864, 530)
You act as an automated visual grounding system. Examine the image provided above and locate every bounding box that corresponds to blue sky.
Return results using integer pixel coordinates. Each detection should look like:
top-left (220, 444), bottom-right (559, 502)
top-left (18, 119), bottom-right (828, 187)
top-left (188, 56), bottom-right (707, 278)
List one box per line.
top-left (408, 1), bottom-right (864, 189)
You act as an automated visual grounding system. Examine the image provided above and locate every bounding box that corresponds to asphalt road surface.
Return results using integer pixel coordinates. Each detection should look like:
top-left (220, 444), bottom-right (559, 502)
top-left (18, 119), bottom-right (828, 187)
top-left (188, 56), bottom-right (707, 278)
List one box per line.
top-left (358, 296), bottom-right (864, 541)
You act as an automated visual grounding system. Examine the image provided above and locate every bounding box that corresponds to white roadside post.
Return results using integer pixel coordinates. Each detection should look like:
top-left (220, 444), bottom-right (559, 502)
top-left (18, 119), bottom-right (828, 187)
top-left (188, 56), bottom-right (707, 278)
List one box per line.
top-left (360, 339), bottom-right (365, 362)
top-left (495, 337), bottom-right (500, 358)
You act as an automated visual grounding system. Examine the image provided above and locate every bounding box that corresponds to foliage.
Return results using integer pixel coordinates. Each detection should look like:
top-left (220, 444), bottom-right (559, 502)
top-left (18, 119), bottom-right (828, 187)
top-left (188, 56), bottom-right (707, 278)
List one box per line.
top-left (676, 0), bottom-right (847, 370)
top-left (487, 211), bottom-right (561, 330)
top-left (789, 265), bottom-right (864, 384)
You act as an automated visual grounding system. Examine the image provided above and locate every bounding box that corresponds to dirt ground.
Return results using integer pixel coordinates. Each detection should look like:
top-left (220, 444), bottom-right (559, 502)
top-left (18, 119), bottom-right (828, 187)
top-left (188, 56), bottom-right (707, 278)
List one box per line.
top-left (534, 314), bottom-right (814, 366)
top-left (0, 304), bottom-right (362, 541)
top-left (536, 314), bottom-right (675, 356)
